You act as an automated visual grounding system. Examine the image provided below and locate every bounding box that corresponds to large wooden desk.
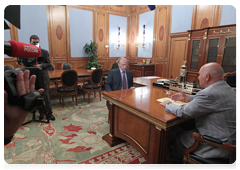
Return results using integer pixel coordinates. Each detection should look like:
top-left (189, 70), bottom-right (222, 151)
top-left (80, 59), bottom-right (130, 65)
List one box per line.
top-left (48, 69), bottom-right (109, 80)
top-left (102, 77), bottom-right (189, 164)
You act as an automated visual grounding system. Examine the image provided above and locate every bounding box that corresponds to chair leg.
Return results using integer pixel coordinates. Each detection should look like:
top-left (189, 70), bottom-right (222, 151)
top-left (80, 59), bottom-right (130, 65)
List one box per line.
top-left (72, 96), bottom-right (74, 101)
top-left (59, 95), bottom-right (61, 103)
top-left (83, 92), bottom-right (85, 100)
top-left (88, 92), bottom-right (90, 103)
top-left (99, 91), bottom-right (101, 101)
top-left (62, 96), bottom-right (64, 107)
top-left (75, 94), bottom-right (78, 105)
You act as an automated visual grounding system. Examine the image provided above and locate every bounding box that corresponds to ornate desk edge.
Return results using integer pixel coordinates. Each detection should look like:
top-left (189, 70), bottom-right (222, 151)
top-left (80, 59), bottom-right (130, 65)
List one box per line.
top-left (103, 95), bottom-right (188, 130)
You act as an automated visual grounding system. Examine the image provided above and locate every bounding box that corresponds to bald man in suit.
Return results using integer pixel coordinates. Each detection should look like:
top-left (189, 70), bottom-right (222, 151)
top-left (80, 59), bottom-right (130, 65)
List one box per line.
top-left (161, 62), bottom-right (236, 163)
top-left (105, 57), bottom-right (135, 109)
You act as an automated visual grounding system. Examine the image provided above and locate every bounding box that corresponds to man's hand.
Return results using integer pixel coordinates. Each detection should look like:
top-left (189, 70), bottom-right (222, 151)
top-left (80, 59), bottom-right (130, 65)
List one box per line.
top-left (160, 100), bottom-right (172, 107)
top-left (130, 86), bottom-right (135, 89)
top-left (171, 89), bottom-right (189, 101)
top-left (4, 70), bottom-right (44, 139)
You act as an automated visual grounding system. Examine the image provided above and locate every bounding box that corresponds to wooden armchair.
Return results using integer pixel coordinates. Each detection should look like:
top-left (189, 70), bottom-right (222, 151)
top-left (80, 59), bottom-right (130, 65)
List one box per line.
top-left (61, 63), bottom-right (72, 70)
top-left (82, 68), bottom-right (103, 103)
top-left (57, 70), bottom-right (78, 107)
top-left (47, 64), bottom-right (58, 93)
top-left (183, 132), bottom-right (236, 164)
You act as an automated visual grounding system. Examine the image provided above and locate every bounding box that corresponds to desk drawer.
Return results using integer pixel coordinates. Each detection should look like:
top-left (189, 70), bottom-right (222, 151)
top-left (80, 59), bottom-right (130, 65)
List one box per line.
top-left (132, 70), bottom-right (142, 77)
top-left (144, 70), bottom-right (154, 76)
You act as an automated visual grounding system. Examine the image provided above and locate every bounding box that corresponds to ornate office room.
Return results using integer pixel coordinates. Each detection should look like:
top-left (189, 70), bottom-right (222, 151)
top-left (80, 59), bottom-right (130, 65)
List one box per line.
top-left (4, 5), bottom-right (236, 165)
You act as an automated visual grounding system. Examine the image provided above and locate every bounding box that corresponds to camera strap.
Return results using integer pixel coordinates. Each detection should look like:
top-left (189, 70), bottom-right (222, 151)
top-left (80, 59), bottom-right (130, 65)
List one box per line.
top-left (10, 90), bottom-right (43, 112)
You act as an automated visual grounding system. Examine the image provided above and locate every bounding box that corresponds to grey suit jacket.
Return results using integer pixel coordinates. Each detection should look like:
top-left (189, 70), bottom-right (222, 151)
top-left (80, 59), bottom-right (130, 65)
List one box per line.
top-left (105, 68), bottom-right (134, 92)
top-left (166, 80), bottom-right (236, 159)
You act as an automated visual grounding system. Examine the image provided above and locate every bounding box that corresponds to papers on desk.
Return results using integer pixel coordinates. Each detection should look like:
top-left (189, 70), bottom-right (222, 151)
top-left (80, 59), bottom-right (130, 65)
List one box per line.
top-left (157, 97), bottom-right (187, 106)
top-left (143, 76), bottom-right (161, 79)
top-left (157, 79), bottom-right (169, 82)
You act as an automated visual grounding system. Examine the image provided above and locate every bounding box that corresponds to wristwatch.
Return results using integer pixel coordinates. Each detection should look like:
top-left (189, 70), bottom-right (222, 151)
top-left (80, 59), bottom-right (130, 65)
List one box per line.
top-left (166, 102), bottom-right (172, 106)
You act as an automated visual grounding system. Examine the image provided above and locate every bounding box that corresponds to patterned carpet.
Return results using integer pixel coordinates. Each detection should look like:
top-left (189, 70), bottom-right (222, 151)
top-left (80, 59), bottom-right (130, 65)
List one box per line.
top-left (4, 92), bottom-right (147, 164)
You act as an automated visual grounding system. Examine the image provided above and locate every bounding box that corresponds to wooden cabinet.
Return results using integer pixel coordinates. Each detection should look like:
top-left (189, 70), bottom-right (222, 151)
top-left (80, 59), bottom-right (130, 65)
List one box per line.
top-left (129, 64), bottom-right (155, 77)
top-left (186, 24), bottom-right (236, 82)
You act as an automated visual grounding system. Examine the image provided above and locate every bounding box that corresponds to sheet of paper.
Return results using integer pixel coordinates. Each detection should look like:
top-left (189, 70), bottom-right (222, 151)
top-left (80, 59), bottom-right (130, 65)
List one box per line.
top-left (157, 97), bottom-right (187, 106)
top-left (143, 76), bottom-right (161, 79)
top-left (157, 79), bottom-right (169, 82)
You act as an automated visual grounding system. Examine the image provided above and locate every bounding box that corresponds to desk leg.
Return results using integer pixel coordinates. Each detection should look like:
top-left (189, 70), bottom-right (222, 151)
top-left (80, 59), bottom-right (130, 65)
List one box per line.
top-left (102, 133), bottom-right (125, 147)
top-left (102, 102), bottom-right (125, 147)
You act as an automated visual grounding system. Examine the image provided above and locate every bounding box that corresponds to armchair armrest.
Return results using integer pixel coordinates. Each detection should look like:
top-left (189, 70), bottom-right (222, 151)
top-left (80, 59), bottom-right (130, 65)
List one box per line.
top-left (183, 132), bottom-right (238, 169)
top-left (201, 135), bottom-right (223, 145)
top-left (183, 132), bottom-right (236, 163)
top-left (192, 132), bottom-right (236, 151)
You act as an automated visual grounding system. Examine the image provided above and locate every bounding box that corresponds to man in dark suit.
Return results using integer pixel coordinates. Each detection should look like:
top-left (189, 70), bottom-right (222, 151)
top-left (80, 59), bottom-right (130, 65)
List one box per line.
top-left (105, 57), bottom-right (135, 109)
top-left (30, 35), bottom-right (55, 120)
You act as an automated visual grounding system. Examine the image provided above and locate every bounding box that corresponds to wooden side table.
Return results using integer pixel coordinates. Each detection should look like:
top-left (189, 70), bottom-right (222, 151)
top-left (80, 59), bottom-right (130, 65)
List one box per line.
top-left (129, 64), bottom-right (155, 77)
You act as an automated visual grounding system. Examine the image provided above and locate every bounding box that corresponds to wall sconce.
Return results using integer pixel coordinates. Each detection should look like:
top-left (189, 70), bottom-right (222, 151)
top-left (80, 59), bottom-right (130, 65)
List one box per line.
top-left (114, 26), bottom-right (125, 49)
top-left (136, 24), bottom-right (149, 48)
top-left (117, 26), bottom-right (121, 49)
top-left (105, 45), bottom-right (109, 53)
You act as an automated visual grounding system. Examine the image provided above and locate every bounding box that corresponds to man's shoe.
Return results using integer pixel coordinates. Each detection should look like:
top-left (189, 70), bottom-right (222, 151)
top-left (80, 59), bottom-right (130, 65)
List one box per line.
top-left (39, 113), bottom-right (44, 120)
top-left (48, 114), bottom-right (55, 121)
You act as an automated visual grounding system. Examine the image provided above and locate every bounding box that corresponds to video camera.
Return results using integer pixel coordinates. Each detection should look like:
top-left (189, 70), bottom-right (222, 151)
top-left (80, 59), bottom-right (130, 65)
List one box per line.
top-left (4, 40), bottom-right (44, 112)
top-left (4, 5), bottom-right (50, 124)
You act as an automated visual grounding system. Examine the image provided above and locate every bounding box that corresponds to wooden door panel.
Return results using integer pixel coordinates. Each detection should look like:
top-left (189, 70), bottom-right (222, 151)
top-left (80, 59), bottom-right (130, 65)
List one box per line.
top-left (169, 36), bottom-right (188, 79)
top-left (155, 6), bottom-right (168, 59)
top-left (129, 14), bottom-right (138, 58)
top-left (50, 5), bottom-right (67, 59)
top-left (95, 11), bottom-right (108, 58)
top-left (192, 5), bottom-right (221, 30)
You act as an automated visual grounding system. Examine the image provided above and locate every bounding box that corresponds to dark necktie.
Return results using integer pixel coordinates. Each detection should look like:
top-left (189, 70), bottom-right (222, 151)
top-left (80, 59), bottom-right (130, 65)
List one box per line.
top-left (122, 71), bottom-right (127, 89)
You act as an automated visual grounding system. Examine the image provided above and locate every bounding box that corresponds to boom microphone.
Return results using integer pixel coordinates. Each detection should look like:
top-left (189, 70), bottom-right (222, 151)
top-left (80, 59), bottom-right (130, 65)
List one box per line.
top-left (4, 40), bottom-right (41, 58)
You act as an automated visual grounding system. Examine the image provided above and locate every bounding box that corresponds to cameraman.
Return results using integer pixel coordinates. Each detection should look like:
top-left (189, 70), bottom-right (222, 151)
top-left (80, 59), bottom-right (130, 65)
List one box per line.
top-left (30, 35), bottom-right (55, 121)
top-left (4, 70), bottom-right (44, 145)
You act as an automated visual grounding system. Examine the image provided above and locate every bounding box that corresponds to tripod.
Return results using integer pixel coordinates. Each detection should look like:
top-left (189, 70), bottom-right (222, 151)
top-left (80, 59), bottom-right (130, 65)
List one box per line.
top-left (22, 101), bottom-right (50, 126)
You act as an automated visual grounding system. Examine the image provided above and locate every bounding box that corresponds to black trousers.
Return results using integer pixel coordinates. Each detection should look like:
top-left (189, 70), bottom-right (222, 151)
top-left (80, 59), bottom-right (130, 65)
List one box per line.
top-left (171, 131), bottom-right (187, 164)
top-left (38, 83), bottom-right (52, 115)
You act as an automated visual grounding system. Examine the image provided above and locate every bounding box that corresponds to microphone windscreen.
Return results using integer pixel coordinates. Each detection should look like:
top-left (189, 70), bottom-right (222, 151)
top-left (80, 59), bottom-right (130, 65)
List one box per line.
top-left (8, 40), bottom-right (41, 58)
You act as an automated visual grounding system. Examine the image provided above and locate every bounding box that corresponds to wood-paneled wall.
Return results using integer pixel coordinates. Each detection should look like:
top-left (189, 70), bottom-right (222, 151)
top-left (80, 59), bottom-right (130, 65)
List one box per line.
top-left (5, 5), bottom-right (224, 78)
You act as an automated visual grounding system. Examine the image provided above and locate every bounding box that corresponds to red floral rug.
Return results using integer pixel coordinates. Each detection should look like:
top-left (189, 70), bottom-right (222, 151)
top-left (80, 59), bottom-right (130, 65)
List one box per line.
top-left (4, 94), bottom-right (147, 164)
top-left (78, 143), bottom-right (147, 164)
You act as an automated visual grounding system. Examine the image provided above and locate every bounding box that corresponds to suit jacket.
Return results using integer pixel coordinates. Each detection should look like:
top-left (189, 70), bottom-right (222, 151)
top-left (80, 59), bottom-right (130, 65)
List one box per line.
top-left (166, 80), bottom-right (236, 159)
top-left (38, 48), bottom-right (51, 85)
top-left (105, 68), bottom-right (134, 92)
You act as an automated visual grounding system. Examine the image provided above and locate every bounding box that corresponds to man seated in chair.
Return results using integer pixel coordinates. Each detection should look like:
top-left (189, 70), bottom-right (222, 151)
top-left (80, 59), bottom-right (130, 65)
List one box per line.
top-left (160, 62), bottom-right (236, 163)
top-left (105, 57), bottom-right (135, 109)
